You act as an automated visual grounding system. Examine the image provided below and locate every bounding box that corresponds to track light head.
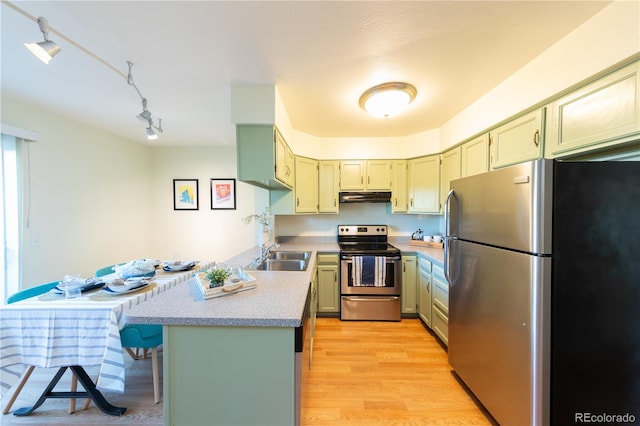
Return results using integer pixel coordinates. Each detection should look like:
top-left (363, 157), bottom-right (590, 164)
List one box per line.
top-left (24, 17), bottom-right (61, 64)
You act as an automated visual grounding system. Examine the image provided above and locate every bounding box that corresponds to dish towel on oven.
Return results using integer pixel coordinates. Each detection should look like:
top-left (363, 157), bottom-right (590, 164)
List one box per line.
top-left (352, 256), bottom-right (387, 287)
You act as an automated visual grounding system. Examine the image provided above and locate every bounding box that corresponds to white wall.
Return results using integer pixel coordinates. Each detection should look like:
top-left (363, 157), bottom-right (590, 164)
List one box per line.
top-left (275, 203), bottom-right (441, 239)
top-left (149, 146), bottom-right (258, 262)
top-left (1, 96), bottom-right (261, 288)
top-left (2, 96), bottom-right (153, 286)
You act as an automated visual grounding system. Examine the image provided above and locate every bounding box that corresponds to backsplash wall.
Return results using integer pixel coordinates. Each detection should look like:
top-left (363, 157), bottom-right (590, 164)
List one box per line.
top-left (274, 203), bottom-right (442, 239)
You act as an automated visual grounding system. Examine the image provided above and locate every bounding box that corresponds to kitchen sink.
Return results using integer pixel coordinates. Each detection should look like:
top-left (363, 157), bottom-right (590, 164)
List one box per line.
top-left (266, 251), bottom-right (311, 261)
top-left (248, 259), bottom-right (309, 271)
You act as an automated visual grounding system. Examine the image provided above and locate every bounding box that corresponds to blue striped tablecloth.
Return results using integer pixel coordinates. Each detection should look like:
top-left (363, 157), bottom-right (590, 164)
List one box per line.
top-left (0, 262), bottom-right (213, 396)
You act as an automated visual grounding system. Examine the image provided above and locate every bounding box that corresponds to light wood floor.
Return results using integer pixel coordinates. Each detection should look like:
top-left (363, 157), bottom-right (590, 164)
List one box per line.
top-left (1, 318), bottom-right (495, 425)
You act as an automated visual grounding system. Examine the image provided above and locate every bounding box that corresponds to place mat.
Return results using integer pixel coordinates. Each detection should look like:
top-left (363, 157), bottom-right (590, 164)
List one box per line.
top-left (89, 282), bottom-right (157, 301)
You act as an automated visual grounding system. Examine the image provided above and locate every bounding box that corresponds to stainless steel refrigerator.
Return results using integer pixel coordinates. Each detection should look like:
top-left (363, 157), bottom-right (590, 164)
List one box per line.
top-left (444, 159), bottom-right (640, 426)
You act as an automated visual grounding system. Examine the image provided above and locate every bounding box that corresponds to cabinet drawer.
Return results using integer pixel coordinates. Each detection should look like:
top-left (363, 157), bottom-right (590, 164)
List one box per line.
top-left (433, 279), bottom-right (449, 315)
top-left (418, 257), bottom-right (431, 273)
top-left (317, 253), bottom-right (339, 265)
top-left (432, 306), bottom-right (449, 346)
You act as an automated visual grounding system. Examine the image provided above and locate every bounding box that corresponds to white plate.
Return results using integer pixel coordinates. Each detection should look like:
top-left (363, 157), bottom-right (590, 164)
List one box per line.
top-left (102, 281), bottom-right (149, 295)
top-left (162, 260), bottom-right (196, 272)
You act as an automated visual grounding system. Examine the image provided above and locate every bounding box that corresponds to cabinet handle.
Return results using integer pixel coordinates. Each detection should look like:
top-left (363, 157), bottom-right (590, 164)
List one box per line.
top-left (368, 176), bottom-right (370, 184)
top-left (361, 176), bottom-right (364, 184)
top-left (334, 271), bottom-right (337, 282)
top-left (410, 198), bottom-right (413, 207)
top-left (296, 197), bottom-right (300, 207)
top-left (533, 130), bottom-right (540, 147)
top-left (403, 262), bottom-right (406, 272)
top-left (394, 198), bottom-right (397, 207)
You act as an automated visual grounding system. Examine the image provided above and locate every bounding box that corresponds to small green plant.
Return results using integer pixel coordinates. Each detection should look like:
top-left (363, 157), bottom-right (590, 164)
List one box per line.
top-left (205, 267), bottom-right (231, 288)
top-left (242, 207), bottom-right (271, 229)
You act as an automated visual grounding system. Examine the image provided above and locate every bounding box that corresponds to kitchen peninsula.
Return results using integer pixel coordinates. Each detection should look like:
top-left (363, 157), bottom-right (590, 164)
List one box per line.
top-left (125, 241), bottom-right (443, 426)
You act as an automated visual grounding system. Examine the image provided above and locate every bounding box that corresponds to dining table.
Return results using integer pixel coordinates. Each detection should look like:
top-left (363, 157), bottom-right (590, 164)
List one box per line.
top-left (0, 261), bottom-right (213, 416)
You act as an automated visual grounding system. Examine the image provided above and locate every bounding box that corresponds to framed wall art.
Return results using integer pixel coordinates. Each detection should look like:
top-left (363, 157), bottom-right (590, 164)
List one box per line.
top-left (173, 179), bottom-right (199, 210)
top-left (211, 178), bottom-right (236, 210)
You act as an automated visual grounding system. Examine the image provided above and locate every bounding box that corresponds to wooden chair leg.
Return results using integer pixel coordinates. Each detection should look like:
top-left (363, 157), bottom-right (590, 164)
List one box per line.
top-left (2, 365), bottom-right (35, 414)
top-left (68, 373), bottom-right (77, 413)
top-left (151, 347), bottom-right (160, 403)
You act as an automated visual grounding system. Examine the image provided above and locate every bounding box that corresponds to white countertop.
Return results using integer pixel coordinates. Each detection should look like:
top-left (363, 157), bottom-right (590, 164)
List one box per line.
top-left (125, 240), bottom-right (443, 328)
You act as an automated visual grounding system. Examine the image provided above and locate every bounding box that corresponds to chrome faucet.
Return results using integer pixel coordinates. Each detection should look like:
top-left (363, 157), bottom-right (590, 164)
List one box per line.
top-left (260, 242), bottom-right (280, 263)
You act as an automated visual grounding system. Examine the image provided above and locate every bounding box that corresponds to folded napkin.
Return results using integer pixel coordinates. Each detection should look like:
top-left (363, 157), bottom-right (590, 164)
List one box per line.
top-left (163, 260), bottom-right (197, 272)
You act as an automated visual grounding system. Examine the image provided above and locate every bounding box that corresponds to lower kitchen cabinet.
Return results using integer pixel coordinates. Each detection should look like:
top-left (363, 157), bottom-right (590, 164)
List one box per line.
top-left (317, 253), bottom-right (339, 314)
top-left (417, 257), bottom-right (432, 328)
top-left (431, 264), bottom-right (449, 346)
top-left (401, 255), bottom-right (417, 315)
top-left (310, 264), bottom-right (318, 367)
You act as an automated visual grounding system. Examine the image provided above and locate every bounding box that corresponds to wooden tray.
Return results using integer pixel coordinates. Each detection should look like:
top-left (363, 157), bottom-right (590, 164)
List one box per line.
top-left (194, 271), bottom-right (257, 299)
top-left (409, 240), bottom-right (444, 249)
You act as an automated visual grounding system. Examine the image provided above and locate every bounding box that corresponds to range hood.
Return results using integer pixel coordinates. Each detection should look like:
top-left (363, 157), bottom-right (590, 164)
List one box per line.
top-left (339, 191), bottom-right (392, 203)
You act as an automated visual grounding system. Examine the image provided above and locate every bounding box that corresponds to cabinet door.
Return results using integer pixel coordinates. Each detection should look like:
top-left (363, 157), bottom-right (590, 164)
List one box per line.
top-left (401, 256), bottom-right (417, 314)
top-left (439, 147), bottom-right (461, 213)
top-left (431, 265), bottom-right (448, 346)
top-left (546, 60), bottom-right (640, 158)
top-left (275, 128), bottom-right (294, 188)
top-left (490, 108), bottom-right (545, 170)
top-left (317, 254), bottom-right (339, 313)
top-left (366, 160), bottom-right (392, 190)
top-left (294, 157), bottom-right (318, 213)
top-left (409, 155), bottom-right (440, 213)
top-left (318, 161), bottom-right (339, 213)
top-left (417, 258), bottom-right (432, 328)
top-left (339, 160), bottom-right (365, 190)
top-left (461, 134), bottom-right (489, 178)
top-left (391, 160), bottom-right (408, 213)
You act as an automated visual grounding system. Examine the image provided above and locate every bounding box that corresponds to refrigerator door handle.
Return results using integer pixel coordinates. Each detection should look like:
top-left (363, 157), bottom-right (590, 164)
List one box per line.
top-left (444, 189), bottom-right (456, 286)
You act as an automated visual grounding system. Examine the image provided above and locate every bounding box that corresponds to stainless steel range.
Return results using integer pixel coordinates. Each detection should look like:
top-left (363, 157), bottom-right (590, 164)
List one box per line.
top-left (338, 225), bottom-right (402, 321)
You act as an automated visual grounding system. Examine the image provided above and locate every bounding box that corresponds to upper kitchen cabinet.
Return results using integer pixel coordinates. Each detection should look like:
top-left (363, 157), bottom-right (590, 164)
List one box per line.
top-left (391, 160), bottom-right (408, 213)
top-left (461, 134), bottom-right (489, 178)
top-left (439, 147), bottom-right (461, 213)
top-left (489, 108), bottom-right (545, 170)
top-left (546, 60), bottom-right (640, 158)
top-left (294, 156), bottom-right (319, 213)
top-left (408, 155), bottom-right (440, 213)
top-left (339, 160), bottom-right (392, 191)
top-left (237, 125), bottom-right (294, 190)
top-left (275, 129), bottom-right (295, 188)
top-left (318, 161), bottom-right (340, 213)
top-left (271, 156), bottom-right (318, 214)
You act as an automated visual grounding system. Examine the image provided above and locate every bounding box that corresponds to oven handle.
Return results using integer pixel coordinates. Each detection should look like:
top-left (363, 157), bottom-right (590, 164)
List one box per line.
top-left (340, 255), bottom-right (401, 262)
top-left (342, 296), bottom-right (400, 301)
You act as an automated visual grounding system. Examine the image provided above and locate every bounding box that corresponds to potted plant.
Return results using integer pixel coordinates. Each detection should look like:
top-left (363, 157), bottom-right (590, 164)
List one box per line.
top-left (205, 267), bottom-right (230, 288)
top-left (242, 207), bottom-right (272, 244)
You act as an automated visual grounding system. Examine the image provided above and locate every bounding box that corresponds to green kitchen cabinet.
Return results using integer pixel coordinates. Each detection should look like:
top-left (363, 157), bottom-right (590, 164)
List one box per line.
top-left (236, 124), bottom-right (294, 190)
top-left (461, 133), bottom-right (490, 178)
top-left (317, 253), bottom-right (339, 314)
top-left (271, 156), bottom-right (318, 215)
top-left (294, 156), bottom-right (318, 213)
top-left (417, 257), bottom-right (432, 328)
top-left (408, 155), bottom-right (440, 213)
top-left (546, 60), bottom-right (640, 158)
top-left (339, 160), bottom-right (392, 191)
top-left (431, 264), bottom-right (449, 346)
top-left (489, 108), bottom-right (545, 170)
top-left (391, 160), bottom-right (408, 213)
top-left (439, 147), bottom-right (461, 213)
top-left (310, 263), bottom-right (318, 367)
top-left (318, 160), bottom-right (340, 213)
top-left (401, 255), bottom-right (417, 315)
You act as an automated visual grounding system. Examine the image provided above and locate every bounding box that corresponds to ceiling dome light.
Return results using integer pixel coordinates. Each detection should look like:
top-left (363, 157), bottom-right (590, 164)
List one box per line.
top-left (359, 82), bottom-right (417, 119)
top-left (24, 17), bottom-right (61, 64)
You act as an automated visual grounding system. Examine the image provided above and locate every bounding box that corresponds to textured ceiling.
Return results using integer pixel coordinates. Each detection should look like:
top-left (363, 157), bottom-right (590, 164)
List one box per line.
top-left (0, 1), bottom-right (613, 146)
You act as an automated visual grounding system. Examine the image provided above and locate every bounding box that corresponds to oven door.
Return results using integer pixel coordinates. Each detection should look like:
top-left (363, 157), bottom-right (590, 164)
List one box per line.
top-left (340, 254), bottom-right (401, 296)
